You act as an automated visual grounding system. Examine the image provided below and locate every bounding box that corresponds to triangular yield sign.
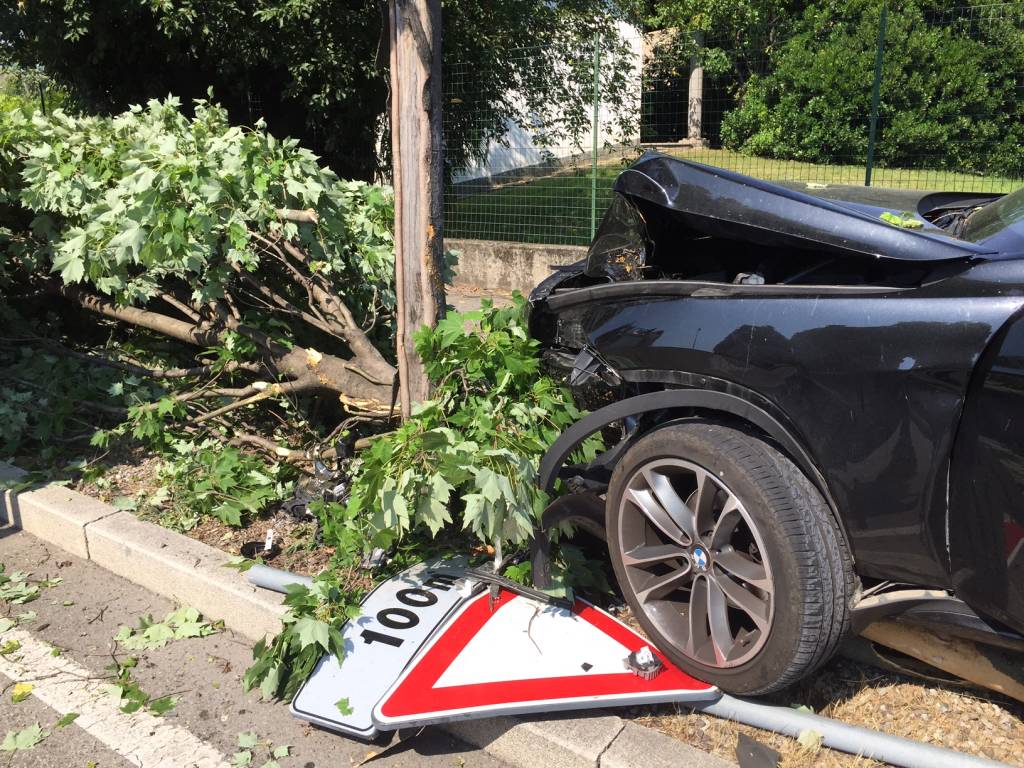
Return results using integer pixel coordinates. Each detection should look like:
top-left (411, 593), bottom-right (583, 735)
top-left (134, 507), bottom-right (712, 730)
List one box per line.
top-left (373, 588), bottom-right (718, 728)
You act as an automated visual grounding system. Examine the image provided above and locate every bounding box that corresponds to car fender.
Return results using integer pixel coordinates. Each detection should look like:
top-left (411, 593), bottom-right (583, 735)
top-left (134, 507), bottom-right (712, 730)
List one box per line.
top-left (538, 381), bottom-right (843, 535)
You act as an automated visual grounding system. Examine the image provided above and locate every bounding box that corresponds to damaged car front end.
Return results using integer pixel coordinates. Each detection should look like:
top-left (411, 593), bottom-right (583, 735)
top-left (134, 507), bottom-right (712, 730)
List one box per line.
top-left (529, 152), bottom-right (1024, 694)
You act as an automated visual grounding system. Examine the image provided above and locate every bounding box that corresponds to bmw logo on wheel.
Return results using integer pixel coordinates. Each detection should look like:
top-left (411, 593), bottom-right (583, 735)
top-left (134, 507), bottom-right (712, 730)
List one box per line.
top-left (692, 547), bottom-right (709, 571)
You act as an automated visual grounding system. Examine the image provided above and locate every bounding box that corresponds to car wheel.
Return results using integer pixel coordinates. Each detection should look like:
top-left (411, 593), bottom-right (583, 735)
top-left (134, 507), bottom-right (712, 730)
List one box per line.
top-left (606, 420), bottom-right (855, 694)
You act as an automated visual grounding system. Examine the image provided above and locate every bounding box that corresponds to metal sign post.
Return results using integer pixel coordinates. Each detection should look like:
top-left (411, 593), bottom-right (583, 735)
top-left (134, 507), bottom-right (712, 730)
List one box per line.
top-left (865, 3), bottom-right (889, 187)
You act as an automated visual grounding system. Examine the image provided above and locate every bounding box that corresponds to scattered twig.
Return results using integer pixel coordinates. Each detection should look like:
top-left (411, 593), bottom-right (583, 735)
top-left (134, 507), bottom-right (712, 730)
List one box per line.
top-left (276, 207), bottom-right (319, 224)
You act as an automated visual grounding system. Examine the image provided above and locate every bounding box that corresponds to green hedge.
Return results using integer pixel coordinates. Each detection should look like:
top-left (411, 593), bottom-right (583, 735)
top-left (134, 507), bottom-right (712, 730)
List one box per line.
top-left (720, 1), bottom-right (1024, 176)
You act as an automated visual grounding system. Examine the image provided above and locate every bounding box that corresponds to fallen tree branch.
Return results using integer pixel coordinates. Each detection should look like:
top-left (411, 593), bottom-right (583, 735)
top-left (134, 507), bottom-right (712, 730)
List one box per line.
top-left (228, 430), bottom-right (308, 461)
top-left (230, 264), bottom-right (343, 341)
top-left (40, 343), bottom-right (262, 380)
top-left (228, 429), bottom-right (384, 462)
top-left (249, 233), bottom-right (394, 386)
top-left (62, 284), bottom-right (398, 417)
top-left (193, 389), bottom-right (280, 424)
top-left (191, 376), bottom-right (319, 424)
top-left (159, 292), bottom-right (201, 323)
top-left (62, 287), bottom-right (220, 347)
top-left (276, 208), bottom-right (320, 225)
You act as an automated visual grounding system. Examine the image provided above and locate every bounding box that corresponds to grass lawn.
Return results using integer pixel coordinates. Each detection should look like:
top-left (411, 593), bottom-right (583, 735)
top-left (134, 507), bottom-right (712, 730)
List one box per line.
top-left (445, 147), bottom-right (1023, 246)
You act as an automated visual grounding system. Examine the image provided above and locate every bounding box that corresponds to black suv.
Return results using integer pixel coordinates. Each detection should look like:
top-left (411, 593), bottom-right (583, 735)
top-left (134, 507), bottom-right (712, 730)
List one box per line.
top-left (529, 152), bottom-right (1024, 694)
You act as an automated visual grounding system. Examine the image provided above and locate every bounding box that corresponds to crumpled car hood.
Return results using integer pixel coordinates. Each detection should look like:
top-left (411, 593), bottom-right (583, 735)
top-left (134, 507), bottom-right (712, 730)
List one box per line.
top-left (609, 152), bottom-right (996, 264)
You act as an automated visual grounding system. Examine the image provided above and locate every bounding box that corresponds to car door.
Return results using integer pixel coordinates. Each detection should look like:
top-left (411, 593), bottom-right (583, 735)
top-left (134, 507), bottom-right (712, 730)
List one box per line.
top-left (950, 311), bottom-right (1024, 634)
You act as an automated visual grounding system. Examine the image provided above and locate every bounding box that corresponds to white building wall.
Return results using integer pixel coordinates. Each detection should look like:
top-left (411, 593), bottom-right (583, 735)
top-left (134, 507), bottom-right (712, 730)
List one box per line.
top-left (453, 21), bottom-right (642, 182)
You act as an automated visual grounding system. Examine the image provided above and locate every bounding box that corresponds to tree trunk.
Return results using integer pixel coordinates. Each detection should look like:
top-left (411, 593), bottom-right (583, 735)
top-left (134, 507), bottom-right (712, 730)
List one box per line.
top-left (389, 0), bottom-right (446, 417)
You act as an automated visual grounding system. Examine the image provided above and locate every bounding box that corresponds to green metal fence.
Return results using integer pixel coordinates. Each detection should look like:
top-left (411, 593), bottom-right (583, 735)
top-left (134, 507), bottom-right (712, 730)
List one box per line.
top-left (443, 2), bottom-right (1024, 247)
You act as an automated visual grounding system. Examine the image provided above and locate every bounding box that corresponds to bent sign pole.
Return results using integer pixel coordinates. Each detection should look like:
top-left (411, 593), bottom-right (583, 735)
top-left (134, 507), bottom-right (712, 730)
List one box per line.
top-left (389, 0), bottom-right (446, 417)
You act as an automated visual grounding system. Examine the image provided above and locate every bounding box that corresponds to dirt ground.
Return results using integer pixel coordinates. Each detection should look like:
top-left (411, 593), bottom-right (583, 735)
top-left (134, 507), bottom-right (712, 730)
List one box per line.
top-left (635, 654), bottom-right (1023, 767)
top-left (74, 445), bottom-right (337, 577)
top-left (72, 451), bottom-right (1024, 767)
top-left (604, 603), bottom-right (1024, 767)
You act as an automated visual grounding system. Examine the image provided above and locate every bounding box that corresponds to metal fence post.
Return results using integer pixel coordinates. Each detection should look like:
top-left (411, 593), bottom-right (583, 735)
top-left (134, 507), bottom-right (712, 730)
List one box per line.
top-left (591, 31), bottom-right (601, 240)
top-left (864, 2), bottom-right (888, 187)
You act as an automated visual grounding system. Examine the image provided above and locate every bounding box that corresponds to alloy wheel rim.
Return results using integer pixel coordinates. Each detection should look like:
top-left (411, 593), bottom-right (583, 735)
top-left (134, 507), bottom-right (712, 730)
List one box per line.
top-left (617, 458), bottom-right (774, 668)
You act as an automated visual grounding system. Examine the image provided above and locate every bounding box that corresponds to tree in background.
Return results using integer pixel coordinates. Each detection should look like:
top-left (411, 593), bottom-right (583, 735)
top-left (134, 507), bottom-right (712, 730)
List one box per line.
top-left (0, 1), bottom-right (638, 180)
top-left (630, 0), bottom-right (807, 145)
top-left (719, 0), bottom-right (1024, 175)
top-left (639, 0), bottom-right (807, 80)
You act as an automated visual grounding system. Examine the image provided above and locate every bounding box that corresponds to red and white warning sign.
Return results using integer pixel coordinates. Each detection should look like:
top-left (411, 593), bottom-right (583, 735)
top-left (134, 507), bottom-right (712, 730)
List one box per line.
top-left (372, 588), bottom-right (718, 728)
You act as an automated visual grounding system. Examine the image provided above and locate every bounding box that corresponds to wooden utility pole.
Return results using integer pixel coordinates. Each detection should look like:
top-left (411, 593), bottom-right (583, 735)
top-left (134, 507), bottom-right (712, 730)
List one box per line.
top-left (389, 0), bottom-right (446, 417)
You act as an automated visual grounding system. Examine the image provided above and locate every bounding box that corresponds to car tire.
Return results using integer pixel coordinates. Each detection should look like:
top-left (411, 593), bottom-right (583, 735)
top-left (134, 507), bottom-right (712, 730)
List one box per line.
top-left (606, 420), bottom-right (855, 694)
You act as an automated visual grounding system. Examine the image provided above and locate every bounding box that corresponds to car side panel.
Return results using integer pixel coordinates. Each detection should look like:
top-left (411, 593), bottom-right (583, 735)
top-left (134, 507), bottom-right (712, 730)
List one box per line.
top-left (950, 311), bottom-right (1024, 632)
top-left (549, 266), bottom-right (1024, 586)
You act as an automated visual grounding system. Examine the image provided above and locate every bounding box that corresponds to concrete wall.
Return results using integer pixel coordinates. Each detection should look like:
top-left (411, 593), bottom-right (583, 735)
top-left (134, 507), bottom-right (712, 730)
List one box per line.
top-left (446, 238), bottom-right (586, 294)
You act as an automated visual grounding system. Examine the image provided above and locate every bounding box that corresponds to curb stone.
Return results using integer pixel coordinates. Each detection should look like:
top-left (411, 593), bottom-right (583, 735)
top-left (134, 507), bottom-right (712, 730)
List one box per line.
top-left (0, 462), bottom-right (738, 768)
top-left (0, 463), bottom-right (118, 559)
top-left (0, 462), bottom-right (285, 640)
top-left (445, 713), bottom-right (626, 768)
top-left (86, 510), bottom-right (285, 639)
top-left (600, 722), bottom-right (734, 768)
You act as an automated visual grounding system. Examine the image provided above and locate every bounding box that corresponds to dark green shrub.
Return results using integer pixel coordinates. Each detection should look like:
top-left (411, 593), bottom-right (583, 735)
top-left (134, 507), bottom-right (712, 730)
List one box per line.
top-left (721, 1), bottom-right (1024, 176)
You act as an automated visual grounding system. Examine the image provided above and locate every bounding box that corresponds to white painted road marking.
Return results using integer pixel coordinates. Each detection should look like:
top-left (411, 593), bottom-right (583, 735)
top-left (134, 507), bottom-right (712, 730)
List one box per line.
top-left (0, 627), bottom-right (231, 768)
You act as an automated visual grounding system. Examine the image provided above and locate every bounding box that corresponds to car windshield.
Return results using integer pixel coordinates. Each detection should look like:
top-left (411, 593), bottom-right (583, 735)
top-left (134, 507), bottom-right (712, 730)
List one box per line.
top-left (960, 187), bottom-right (1024, 243)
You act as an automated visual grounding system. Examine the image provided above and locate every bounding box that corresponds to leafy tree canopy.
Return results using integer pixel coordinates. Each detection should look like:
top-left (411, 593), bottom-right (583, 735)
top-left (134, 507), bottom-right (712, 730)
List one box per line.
top-left (1, 1), bottom-right (638, 179)
top-left (1, 96), bottom-right (399, 446)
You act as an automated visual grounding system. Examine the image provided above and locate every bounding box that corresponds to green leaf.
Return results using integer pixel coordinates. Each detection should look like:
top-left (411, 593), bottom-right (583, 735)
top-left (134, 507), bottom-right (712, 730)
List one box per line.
top-left (461, 493), bottom-right (485, 531)
top-left (797, 729), bottom-right (823, 751)
top-left (52, 233), bottom-right (86, 283)
top-left (0, 640), bottom-right (21, 655)
top-left (475, 467), bottom-right (503, 504)
top-left (139, 622), bottom-right (175, 649)
top-left (148, 696), bottom-right (176, 715)
top-left (237, 731), bottom-right (258, 749)
top-left (880, 211), bottom-right (924, 229)
top-left (271, 745), bottom-right (290, 759)
top-left (55, 712), bottom-right (79, 728)
top-left (116, 607), bottom-right (215, 649)
top-left (223, 557), bottom-right (257, 573)
top-left (1, 724), bottom-right (45, 752)
top-left (380, 489), bottom-right (408, 528)
top-left (258, 663), bottom-right (280, 700)
top-left (293, 617), bottom-right (330, 652)
top-left (167, 606), bottom-right (200, 626)
top-left (213, 502), bottom-right (243, 527)
top-left (0, 576), bottom-right (40, 604)
top-left (108, 221), bottom-right (146, 259)
top-left (335, 697), bottom-right (353, 716)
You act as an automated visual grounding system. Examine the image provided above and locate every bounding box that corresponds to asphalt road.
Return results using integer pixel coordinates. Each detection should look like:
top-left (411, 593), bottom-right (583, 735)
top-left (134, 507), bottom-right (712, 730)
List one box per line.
top-left (0, 526), bottom-right (509, 768)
